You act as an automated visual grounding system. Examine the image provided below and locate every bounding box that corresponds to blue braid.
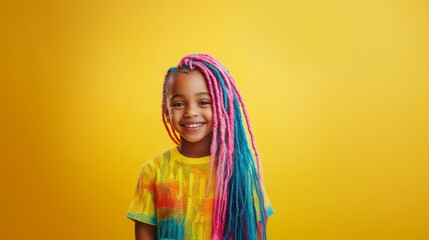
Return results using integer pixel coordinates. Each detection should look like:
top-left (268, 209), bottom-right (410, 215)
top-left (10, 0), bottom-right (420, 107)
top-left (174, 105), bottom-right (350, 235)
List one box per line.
top-left (222, 98), bottom-right (266, 240)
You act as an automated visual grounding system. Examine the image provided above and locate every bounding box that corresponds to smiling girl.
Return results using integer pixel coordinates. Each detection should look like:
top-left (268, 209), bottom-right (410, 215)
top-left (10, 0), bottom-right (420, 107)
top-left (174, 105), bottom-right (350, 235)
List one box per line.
top-left (127, 54), bottom-right (273, 240)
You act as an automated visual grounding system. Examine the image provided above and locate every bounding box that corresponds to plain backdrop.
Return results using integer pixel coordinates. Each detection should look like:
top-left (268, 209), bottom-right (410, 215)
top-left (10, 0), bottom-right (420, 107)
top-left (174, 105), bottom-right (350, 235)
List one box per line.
top-left (1, 0), bottom-right (428, 239)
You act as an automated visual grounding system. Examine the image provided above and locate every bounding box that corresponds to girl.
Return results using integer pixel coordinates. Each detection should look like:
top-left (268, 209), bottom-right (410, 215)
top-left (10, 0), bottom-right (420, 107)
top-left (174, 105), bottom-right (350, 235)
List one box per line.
top-left (127, 54), bottom-right (273, 240)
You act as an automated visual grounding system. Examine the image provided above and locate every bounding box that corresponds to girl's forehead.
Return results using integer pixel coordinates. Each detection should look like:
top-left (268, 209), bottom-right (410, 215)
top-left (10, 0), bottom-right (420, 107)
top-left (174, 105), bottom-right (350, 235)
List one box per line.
top-left (168, 71), bottom-right (209, 94)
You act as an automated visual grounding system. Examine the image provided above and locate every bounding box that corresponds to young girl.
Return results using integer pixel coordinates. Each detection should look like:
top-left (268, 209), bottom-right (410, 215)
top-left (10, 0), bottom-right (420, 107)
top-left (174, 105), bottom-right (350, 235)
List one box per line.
top-left (127, 54), bottom-right (273, 240)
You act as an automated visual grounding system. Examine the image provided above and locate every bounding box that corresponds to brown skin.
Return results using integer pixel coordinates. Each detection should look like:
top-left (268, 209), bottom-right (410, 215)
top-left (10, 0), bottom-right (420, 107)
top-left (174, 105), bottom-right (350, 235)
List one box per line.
top-left (177, 132), bottom-right (212, 157)
top-left (135, 221), bottom-right (156, 240)
top-left (164, 70), bottom-right (213, 158)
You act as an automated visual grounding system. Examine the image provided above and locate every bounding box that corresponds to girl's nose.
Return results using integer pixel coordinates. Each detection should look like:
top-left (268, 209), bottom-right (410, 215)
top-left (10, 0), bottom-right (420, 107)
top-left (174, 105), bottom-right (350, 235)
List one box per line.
top-left (184, 105), bottom-right (198, 118)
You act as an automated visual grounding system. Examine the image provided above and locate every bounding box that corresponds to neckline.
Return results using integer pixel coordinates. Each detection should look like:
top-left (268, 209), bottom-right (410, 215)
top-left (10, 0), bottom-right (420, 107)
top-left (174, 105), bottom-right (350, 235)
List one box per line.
top-left (170, 147), bottom-right (211, 165)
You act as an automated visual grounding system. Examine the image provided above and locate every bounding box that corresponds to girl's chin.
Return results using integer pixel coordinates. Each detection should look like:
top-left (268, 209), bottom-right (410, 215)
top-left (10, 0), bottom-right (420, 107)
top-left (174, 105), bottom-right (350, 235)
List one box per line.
top-left (180, 133), bottom-right (213, 144)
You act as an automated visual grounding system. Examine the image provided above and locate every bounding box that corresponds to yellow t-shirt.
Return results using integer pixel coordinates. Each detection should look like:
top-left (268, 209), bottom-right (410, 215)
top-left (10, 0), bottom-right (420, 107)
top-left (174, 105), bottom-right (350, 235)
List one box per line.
top-left (127, 147), bottom-right (273, 239)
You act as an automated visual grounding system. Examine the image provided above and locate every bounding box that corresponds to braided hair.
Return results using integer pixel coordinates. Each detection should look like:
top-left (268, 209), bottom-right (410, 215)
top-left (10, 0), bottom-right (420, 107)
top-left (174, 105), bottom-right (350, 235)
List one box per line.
top-left (162, 54), bottom-right (268, 240)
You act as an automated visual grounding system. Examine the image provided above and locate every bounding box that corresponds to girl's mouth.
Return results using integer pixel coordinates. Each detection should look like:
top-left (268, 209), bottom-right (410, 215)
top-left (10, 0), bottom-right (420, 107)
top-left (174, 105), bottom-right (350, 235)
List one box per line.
top-left (182, 123), bottom-right (205, 131)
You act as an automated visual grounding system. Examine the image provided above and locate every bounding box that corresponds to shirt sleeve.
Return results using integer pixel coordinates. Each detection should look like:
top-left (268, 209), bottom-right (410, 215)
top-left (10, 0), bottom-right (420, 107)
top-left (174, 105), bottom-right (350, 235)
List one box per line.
top-left (255, 183), bottom-right (274, 222)
top-left (127, 160), bottom-right (157, 225)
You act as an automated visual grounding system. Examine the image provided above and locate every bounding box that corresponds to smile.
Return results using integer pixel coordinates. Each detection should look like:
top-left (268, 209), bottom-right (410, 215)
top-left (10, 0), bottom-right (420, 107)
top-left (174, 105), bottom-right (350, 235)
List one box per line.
top-left (181, 123), bottom-right (205, 131)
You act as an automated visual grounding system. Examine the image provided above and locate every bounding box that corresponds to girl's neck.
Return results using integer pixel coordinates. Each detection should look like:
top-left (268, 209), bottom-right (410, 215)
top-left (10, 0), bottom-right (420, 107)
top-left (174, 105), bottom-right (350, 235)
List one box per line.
top-left (178, 133), bottom-right (212, 158)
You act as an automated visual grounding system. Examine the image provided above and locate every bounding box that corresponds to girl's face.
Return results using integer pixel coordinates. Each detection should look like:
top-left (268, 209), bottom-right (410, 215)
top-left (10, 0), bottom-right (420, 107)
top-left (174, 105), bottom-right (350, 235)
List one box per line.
top-left (164, 70), bottom-right (213, 144)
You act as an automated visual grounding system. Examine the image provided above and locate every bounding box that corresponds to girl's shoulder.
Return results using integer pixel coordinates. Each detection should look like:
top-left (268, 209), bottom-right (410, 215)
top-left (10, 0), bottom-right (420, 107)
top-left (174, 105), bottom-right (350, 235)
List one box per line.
top-left (135, 148), bottom-right (173, 181)
top-left (139, 148), bottom-right (174, 170)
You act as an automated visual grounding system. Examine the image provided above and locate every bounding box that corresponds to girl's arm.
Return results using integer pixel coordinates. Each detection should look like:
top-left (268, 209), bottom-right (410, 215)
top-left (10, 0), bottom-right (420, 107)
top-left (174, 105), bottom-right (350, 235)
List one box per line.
top-left (135, 221), bottom-right (156, 240)
top-left (257, 219), bottom-right (269, 240)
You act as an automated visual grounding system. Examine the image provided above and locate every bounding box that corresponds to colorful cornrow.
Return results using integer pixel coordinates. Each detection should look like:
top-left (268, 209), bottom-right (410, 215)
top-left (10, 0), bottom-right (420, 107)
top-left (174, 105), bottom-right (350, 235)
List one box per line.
top-left (162, 54), bottom-right (268, 240)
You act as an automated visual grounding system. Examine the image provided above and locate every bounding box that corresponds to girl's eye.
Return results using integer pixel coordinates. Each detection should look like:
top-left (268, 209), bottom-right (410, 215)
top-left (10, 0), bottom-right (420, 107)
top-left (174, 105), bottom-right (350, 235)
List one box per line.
top-left (199, 100), bottom-right (211, 106)
top-left (172, 102), bottom-right (184, 108)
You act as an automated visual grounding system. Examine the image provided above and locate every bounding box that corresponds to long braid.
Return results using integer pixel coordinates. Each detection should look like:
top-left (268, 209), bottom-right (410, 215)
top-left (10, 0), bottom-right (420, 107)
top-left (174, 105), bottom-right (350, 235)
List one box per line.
top-left (191, 62), bottom-right (231, 236)
top-left (197, 55), bottom-right (263, 176)
top-left (162, 67), bottom-right (181, 145)
top-left (197, 55), bottom-right (259, 175)
top-left (162, 54), bottom-right (268, 240)
top-left (197, 61), bottom-right (234, 238)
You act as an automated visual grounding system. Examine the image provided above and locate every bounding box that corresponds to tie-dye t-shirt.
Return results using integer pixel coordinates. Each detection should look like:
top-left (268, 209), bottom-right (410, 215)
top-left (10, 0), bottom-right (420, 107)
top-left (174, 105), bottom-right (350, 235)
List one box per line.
top-left (127, 147), bottom-right (273, 239)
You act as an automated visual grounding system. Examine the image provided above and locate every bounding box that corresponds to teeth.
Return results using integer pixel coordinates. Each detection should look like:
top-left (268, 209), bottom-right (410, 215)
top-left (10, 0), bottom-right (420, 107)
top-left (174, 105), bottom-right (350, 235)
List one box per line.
top-left (185, 123), bottom-right (203, 128)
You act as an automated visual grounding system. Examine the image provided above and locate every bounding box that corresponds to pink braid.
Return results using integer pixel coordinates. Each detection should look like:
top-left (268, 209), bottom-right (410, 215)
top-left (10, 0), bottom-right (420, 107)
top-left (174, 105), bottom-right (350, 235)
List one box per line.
top-left (162, 113), bottom-right (180, 145)
top-left (192, 55), bottom-right (263, 178)
top-left (186, 61), bottom-right (230, 237)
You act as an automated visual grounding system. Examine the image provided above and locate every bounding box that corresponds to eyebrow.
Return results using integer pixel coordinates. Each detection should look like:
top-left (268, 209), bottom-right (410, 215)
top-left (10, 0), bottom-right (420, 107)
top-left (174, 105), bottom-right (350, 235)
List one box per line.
top-left (170, 92), bottom-right (211, 101)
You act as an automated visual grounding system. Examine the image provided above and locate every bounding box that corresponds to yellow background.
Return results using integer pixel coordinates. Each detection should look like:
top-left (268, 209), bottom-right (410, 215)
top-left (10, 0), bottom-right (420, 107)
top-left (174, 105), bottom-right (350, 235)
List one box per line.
top-left (1, 0), bottom-right (428, 239)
